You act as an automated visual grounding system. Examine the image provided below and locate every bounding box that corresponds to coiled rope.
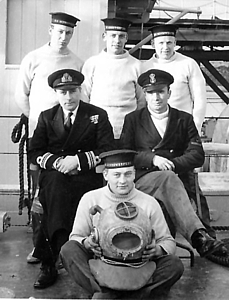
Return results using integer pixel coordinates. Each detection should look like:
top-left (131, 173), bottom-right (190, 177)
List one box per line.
top-left (206, 236), bottom-right (229, 267)
top-left (11, 114), bottom-right (31, 221)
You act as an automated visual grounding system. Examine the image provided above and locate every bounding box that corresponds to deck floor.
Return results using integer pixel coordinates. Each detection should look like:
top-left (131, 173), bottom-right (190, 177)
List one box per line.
top-left (1, 226), bottom-right (229, 299)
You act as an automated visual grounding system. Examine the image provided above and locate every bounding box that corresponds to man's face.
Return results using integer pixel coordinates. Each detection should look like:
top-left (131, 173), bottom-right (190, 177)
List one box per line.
top-left (145, 85), bottom-right (171, 114)
top-left (55, 87), bottom-right (81, 111)
top-left (152, 35), bottom-right (176, 60)
top-left (103, 166), bottom-right (135, 196)
top-left (103, 31), bottom-right (128, 55)
top-left (49, 24), bottom-right (74, 50)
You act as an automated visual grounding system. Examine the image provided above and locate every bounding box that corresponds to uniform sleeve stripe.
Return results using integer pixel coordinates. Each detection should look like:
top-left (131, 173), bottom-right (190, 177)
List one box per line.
top-left (85, 151), bottom-right (97, 169)
top-left (37, 152), bottom-right (53, 169)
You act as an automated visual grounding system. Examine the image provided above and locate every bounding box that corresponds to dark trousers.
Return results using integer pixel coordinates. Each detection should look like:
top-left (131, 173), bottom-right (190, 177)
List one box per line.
top-left (33, 220), bottom-right (69, 264)
top-left (60, 240), bottom-right (184, 298)
top-left (33, 169), bottom-right (103, 264)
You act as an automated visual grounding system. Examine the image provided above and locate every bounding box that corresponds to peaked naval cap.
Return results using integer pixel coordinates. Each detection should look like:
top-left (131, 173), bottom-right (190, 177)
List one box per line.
top-left (48, 69), bottom-right (84, 90)
top-left (138, 69), bottom-right (174, 92)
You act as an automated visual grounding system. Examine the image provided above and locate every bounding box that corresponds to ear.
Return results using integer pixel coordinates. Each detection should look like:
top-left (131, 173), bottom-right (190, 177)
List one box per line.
top-left (102, 32), bottom-right (107, 41)
top-left (150, 39), bottom-right (154, 47)
top-left (103, 169), bottom-right (108, 181)
top-left (125, 33), bottom-right (128, 42)
top-left (168, 88), bottom-right (172, 98)
top-left (49, 26), bottom-right (53, 36)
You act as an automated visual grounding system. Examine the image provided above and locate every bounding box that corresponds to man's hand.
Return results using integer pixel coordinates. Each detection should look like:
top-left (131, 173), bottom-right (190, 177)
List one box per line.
top-left (83, 235), bottom-right (102, 258)
top-left (153, 155), bottom-right (175, 171)
top-left (56, 156), bottom-right (79, 174)
top-left (142, 239), bottom-right (165, 261)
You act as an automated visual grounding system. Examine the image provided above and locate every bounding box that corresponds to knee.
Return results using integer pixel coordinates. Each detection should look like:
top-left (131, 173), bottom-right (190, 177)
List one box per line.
top-left (161, 171), bottom-right (184, 189)
top-left (60, 240), bottom-right (78, 261)
top-left (170, 255), bottom-right (184, 278)
top-left (162, 171), bottom-right (179, 182)
top-left (160, 254), bottom-right (184, 279)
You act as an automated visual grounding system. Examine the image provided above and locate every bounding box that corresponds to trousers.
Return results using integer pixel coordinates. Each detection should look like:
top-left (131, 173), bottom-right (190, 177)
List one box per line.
top-left (60, 240), bottom-right (184, 298)
top-left (135, 171), bottom-right (205, 245)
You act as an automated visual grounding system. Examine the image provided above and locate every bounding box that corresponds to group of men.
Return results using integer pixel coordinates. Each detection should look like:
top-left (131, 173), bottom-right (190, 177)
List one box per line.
top-left (14, 11), bottom-right (228, 299)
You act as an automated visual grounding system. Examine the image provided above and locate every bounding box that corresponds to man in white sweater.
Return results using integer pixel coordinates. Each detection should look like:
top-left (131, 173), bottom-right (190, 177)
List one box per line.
top-left (82, 18), bottom-right (145, 140)
top-left (141, 24), bottom-right (207, 135)
top-left (15, 12), bottom-right (83, 137)
top-left (60, 149), bottom-right (183, 299)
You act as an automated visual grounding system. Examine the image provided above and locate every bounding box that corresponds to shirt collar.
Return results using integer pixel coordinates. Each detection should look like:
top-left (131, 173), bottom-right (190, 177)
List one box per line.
top-left (63, 106), bottom-right (79, 120)
top-left (148, 105), bottom-right (169, 120)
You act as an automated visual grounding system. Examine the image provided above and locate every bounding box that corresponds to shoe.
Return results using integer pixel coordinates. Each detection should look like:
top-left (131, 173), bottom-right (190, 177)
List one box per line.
top-left (34, 263), bottom-right (58, 289)
top-left (191, 229), bottom-right (225, 257)
top-left (27, 248), bottom-right (40, 264)
top-left (209, 244), bottom-right (228, 257)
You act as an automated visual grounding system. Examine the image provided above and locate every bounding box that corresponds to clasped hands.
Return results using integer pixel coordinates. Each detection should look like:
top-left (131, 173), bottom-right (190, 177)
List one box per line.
top-left (56, 155), bottom-right (79, 175)
top-left (153, 155), bottom-right (175, 171)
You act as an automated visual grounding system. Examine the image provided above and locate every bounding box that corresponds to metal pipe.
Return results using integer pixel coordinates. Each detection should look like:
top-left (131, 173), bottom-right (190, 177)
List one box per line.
top-left (153, 5), bottom-right (201, 14)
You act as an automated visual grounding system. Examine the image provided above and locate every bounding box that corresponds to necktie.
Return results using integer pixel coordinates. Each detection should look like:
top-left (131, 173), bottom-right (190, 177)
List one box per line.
top-left (65, 112), bottom-right (73, 131)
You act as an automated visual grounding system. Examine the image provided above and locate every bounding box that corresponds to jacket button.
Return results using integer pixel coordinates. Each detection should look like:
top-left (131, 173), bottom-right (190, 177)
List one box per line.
top-left (170, 149), bottom-right (174, 153)
top-left (152, 149), bottom-right (155, 152)
top-left (78, 149), bottom-right (81, 152)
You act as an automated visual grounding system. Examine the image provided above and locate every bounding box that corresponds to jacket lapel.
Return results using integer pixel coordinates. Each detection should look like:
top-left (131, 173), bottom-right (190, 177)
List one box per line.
top-left (64, 101), bottom-right (91, 147)
top-left (139, 106), bottom-right (181, 150)
top-left (139, 108), bottom-right (162, 142)
top-left (154, 107), bottom-right (181, 149)
top-left (51, 105), bottom-right (66, 138)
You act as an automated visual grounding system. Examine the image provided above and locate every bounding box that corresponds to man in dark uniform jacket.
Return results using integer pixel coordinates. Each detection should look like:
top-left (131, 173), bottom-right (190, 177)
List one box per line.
top-left (29, 68), bottom-right (114, 289)
top-left (120, 69), bottom-right (227, 259)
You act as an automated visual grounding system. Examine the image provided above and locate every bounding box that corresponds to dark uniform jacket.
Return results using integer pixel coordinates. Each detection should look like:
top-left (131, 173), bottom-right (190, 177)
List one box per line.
top-left (29, 101), bottom-right (114, 172)
top-left (29, 100), bottom-right (114, 241)
top-left (120, 105), bottom-right (205, 182)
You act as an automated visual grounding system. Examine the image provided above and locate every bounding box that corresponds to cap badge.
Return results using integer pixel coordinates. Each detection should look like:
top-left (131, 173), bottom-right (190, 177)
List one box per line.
top-left (149, 73), bottom-right (156, 84)
top-left (61, 73), bottom-right (72, 83)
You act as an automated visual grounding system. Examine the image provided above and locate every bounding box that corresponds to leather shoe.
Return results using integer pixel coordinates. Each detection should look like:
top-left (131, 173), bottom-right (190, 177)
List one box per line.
top-left (209, 244), bottom-right (228, 257)
top-left (34, 263), bottom-right (58, 289)
top-left (191, 229), bottom-right (225, 257)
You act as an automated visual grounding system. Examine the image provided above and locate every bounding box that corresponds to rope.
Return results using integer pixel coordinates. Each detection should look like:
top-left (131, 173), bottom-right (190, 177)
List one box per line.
top-left (206, 237), bottom-right (229, 267)
top-left (11, 114), bottom-right (31, 220)
top-left (212, 226), bottom-right (229, 231)
top-left (101, 256), bottom-right (148, 269)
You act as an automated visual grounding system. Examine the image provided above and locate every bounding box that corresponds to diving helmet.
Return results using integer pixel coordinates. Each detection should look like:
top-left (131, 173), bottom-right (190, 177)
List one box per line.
top-left (90, 201), bottom-right (153, 261)
top-left (89, 201), bottom-right (156, 291)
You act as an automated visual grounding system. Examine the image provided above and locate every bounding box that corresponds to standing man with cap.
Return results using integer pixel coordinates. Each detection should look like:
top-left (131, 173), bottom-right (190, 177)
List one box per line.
top-left (81, 17), bottom-right (145, 141)
top-left (15, 12), bottom-right (83, 136)
top-left (60, 149), bottom-right (184, 299)
top-left (141, 24), bottom-right (207, 135)
top-left (28, 69), bottom-right (114, 289)
top-left (120, 69), bottom-right (227, 259)
top-left (15, 12), bottom-right (83, 263)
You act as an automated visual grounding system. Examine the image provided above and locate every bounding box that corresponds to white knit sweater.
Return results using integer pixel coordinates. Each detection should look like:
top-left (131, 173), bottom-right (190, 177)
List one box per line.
top-left (15, 43), bottom-right (83, 136)
top-left (82, 49), bottom-right (146, 139)
top-left (69, 185), bottom-right (176, 255)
